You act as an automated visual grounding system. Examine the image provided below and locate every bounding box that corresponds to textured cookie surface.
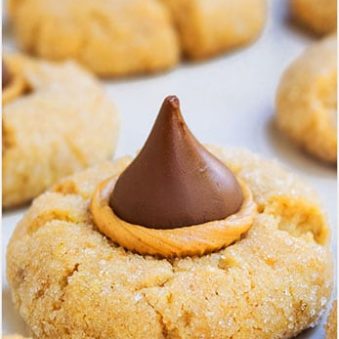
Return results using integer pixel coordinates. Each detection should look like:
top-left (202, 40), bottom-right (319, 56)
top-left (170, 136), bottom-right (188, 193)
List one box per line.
top-left (3, 54), bottom-right (119, 208)
top-left (8, 0), bottom-right (180, 77)
top-left (8, 0), bottom-right (266, 76)
top-left (7, 147), bottom-right (332, 338)
top-left (325, 301), bottom-right (337, 339)
top-left (291, 0), bottom-right (337, 35)
top-left (276, 35), bottom-right (337, 163)
top-left (162, 0), bottom-right (267, 59)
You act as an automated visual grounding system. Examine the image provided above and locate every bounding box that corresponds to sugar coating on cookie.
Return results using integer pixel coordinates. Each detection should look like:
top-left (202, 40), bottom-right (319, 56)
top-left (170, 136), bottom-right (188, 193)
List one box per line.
top-left (325, 301), bottom-right (337, 339)
top-left (291, 0), bottom-right (337, 35)
top-left (3, 54), bottom-right (119, 208)
top-left (276, 35), bottom-right (337, 163)
top-left (7, 147), bottom-right (332, 338)
top-left (162, 0), bottom-right (267, 59)
top-left (8, 0), bottom-right (180, 77)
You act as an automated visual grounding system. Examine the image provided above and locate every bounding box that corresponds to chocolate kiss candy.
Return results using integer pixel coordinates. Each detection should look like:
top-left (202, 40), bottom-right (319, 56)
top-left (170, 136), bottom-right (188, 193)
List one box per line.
top-left (111, 96), bottom-right (244, 229)
top-left (2, 60), bottom-right (12, 90)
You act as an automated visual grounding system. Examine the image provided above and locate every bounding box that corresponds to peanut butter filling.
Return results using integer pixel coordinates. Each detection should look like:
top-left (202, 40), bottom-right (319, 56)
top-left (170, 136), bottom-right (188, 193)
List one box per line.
top-left (90, 175), bottom-right (257, 258)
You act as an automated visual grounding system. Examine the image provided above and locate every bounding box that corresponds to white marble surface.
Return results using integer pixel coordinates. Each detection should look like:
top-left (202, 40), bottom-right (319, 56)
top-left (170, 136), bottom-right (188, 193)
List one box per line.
top-left (2, 0), bottom-right (336, 337)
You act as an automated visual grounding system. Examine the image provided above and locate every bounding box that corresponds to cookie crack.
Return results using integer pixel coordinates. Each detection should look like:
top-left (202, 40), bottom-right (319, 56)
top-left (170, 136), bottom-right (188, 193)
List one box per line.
top-left (134, 274), bottom-right (175, 295)
top-left (29, 263), bottom-right (81, 338)
top-left (32, 280), bottom-right (50, 303)
top-left (27, 212), bottom-right (85, 235)
top-left (142, 295), bottom-right (170, 338)
top-left (53, 263), bottom-right (80, 311)
top-left (262, 195), bottom-right (329, 245)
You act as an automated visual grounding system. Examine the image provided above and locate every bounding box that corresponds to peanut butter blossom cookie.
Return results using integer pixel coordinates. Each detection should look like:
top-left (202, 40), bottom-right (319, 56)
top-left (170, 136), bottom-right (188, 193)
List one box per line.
top-left (7, 97), bottom-right (332, 338)
top-left (276, 35), bottom-right (337, 163)
top-left (290, 0), bottom-right (337, 35)
top-left (7, 0), bottom-right (267, 77)
top-left (2, 54), bottom-right (119, 208)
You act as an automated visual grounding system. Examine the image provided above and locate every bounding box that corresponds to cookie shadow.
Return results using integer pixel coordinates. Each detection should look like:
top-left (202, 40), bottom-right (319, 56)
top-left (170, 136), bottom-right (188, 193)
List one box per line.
top-left (3, 202), bottom-right (32, 216)
top-left (282, 6), bottom-right (318, 42)
top-left (296, 326), bottom-right (322, 338)
top-left (266, 117), bottom-right (336, 178)
top-left (2, 287), bottom-right (30, 336)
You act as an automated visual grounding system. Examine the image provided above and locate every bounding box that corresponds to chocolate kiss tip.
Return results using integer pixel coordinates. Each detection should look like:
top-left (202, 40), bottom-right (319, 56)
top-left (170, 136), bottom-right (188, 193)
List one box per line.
top-left (164, 95), bottom-right (180, 107)
top-left (160, 96), bottom-right (181, 118)
top-left (110, 96), bottom-right (244, 230)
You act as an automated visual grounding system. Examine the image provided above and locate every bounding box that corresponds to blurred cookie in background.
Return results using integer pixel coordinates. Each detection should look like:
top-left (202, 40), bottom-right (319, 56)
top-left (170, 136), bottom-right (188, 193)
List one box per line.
top-left (7, 0), bottom-right (267, 77)
top-left (161, 0), bottom-right (267, 60)
top-left (276, 35), bottom-right (337, 164)
top-left (7, 0), bottom-right (180, 77)
top-left (3, 54), bottom-right (119, 208)
top-left (290, 0), bottom-right (337, 35)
